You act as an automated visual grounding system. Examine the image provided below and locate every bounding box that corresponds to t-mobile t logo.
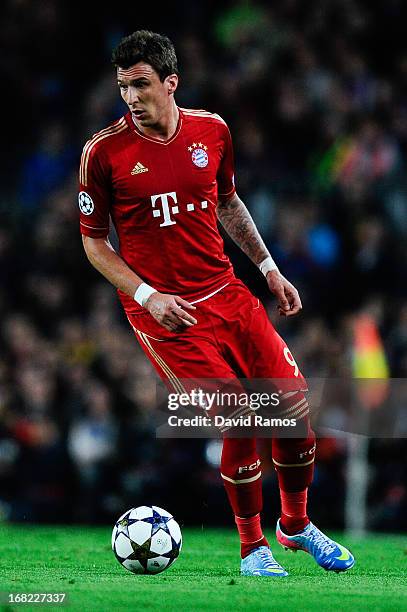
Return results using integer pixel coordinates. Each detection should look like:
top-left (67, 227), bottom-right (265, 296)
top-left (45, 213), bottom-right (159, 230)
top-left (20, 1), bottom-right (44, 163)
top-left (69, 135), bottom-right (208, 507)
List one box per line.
top-left (150, 191), bottom-right (208, 227)
top-left (151, 192), bottom-right (178, 227)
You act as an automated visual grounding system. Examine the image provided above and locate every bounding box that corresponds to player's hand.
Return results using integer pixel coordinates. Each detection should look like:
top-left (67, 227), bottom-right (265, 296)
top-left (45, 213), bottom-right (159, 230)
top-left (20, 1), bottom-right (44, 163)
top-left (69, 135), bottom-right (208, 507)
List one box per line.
top-left (144, 292), bottom-right (197, 332)
top-left (266, 270), bottom-right (302, 317)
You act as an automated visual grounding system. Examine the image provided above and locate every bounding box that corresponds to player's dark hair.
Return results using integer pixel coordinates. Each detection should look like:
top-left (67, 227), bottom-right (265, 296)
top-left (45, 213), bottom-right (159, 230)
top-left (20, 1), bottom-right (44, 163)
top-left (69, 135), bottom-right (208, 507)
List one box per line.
top-left (111, 30), bottom-right (178, 81)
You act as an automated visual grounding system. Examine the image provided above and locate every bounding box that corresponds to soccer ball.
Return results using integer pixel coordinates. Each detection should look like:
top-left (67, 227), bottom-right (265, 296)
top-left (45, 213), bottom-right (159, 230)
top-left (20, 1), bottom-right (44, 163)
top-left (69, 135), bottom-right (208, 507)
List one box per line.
top-left (112, 505), bottom-right (182, 574)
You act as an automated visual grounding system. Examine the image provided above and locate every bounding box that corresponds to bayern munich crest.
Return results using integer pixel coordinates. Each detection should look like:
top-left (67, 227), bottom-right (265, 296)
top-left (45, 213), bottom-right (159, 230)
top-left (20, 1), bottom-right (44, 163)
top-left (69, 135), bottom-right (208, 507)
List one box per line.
top-left (188, 142), bottom-right (209, 168)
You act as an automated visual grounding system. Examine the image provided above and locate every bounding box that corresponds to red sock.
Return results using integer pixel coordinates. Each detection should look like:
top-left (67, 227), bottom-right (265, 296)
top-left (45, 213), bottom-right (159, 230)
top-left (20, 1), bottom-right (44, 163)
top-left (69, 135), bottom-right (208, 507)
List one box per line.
top-left (221, 438), bottom-right (263, 517)
top-left (235, 513), bottom-right (269, 558)
top-left (221, 438), bottom-right (266, 557)
top-left (280, 489), bottom-right (309, 534)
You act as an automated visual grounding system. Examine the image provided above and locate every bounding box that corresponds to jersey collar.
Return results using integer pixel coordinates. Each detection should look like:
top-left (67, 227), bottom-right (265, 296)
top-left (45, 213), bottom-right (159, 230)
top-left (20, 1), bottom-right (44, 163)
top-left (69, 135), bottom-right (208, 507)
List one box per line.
top-left (126, 108), bottom-right (183, 145)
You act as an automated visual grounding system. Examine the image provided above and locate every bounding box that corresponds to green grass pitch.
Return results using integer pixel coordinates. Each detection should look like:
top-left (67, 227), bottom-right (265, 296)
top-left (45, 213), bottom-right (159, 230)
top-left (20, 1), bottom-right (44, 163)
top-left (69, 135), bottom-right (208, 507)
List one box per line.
top-left (0, 525), bottom-right (406, 611)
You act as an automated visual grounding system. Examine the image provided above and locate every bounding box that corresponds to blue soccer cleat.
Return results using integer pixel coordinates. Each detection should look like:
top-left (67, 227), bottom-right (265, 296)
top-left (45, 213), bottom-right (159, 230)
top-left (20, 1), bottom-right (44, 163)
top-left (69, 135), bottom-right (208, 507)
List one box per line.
top-left (240, 545), bottom-right (289, 577)
top-left (276, 519), bottom-right (355, 572)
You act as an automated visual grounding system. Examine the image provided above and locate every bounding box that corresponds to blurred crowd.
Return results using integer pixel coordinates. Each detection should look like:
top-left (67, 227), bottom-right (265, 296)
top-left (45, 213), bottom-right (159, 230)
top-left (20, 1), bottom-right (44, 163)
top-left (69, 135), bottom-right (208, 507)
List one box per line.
top-left (0, 0), bottom-right (406, 530)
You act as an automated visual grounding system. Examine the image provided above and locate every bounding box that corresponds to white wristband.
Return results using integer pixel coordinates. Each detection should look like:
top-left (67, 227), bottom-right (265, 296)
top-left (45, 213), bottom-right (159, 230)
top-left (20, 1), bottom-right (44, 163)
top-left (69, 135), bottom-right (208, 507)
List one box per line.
top-left (134, 283), bottom-right (157, 307)
top-left (259, 255), bottom-right (279, 277)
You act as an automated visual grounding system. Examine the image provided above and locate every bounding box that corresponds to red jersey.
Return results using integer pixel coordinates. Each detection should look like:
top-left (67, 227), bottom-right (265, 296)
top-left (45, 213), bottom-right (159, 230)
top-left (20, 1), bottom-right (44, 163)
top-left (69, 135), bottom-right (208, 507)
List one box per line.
top-left (78, 107), bottom-right (237, 313)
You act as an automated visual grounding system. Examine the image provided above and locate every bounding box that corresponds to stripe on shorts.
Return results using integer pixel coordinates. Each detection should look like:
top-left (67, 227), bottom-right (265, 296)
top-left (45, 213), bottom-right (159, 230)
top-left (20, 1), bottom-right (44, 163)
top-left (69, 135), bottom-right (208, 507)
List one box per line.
top-left (276, 394), bottom-right (309, 420)
top-left (136, 330), bottom-right (186, 395)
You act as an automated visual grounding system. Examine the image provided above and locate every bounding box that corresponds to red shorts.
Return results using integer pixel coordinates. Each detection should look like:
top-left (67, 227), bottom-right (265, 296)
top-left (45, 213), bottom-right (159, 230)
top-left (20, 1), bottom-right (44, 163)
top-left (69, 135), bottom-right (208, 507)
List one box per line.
top-left (126, 279), bottom-right (306, 394)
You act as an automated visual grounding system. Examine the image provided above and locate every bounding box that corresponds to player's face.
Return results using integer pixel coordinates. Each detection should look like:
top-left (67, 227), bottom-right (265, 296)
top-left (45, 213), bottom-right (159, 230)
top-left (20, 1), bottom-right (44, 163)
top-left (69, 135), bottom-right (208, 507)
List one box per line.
top-left (117, 62), bottom-right (178, 127)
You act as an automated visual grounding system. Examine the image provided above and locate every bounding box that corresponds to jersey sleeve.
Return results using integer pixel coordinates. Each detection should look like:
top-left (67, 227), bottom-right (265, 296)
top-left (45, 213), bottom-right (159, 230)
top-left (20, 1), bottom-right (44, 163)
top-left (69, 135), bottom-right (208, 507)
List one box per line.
top-left (78, 143), bottom-right (111, 237)
top-left (216, 123), bottom-right (236, 202)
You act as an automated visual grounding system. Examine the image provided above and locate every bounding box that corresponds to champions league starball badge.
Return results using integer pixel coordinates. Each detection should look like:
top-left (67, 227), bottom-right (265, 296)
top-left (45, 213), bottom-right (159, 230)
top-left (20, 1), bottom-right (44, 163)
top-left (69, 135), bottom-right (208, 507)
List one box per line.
top-left (78, 191), bottom-right (94, 215)
top-left (188, 142), bottom-right (209, 168)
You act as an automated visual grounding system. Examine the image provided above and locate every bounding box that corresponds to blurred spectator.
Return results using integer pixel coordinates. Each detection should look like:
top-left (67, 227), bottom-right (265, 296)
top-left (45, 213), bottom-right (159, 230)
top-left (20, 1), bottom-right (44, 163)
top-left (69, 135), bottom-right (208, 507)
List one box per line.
top-left (68, 380), bottom-right (118, 521)
top-left (19, 122), bottom-right (76, 211)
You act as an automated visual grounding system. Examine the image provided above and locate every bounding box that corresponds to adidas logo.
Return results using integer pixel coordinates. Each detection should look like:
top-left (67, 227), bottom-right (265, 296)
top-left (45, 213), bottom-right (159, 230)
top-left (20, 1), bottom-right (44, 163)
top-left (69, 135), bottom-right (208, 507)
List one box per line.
top-left (131, 162), bottom-right (149, 175)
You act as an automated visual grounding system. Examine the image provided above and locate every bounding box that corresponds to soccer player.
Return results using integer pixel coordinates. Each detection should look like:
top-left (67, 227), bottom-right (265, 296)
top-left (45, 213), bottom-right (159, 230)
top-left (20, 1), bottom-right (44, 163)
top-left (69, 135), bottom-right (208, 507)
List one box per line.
top-left (79, 30), bottom-right (354, 576)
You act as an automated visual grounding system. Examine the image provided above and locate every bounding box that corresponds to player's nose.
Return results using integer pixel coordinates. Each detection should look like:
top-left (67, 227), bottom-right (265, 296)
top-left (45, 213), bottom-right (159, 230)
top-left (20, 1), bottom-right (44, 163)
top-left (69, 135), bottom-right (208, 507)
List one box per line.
top-left (127, 87), bottom-right (140, 106)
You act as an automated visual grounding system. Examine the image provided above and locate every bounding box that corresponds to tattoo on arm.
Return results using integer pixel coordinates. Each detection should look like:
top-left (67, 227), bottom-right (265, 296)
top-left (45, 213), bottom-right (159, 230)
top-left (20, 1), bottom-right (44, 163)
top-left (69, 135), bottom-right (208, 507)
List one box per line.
top-left (217, 193), bottom-right (269, 266)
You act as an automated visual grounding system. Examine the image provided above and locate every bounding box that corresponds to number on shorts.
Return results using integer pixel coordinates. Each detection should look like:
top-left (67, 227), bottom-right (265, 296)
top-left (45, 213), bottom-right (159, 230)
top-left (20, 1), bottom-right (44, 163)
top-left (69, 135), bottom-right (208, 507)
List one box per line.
top-left (283, 347), bottom-right (299, 377)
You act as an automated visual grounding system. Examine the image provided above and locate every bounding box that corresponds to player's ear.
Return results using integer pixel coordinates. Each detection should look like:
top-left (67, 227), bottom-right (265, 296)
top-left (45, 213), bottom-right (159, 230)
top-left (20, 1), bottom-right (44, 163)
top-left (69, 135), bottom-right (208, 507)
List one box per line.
top-left (166, 74), bottom-right (178, 96)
